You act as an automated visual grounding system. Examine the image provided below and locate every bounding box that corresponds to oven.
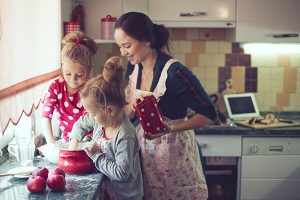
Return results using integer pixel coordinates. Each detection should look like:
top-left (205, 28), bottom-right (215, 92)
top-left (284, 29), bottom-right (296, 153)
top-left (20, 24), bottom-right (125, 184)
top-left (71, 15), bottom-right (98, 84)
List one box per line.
top-left (204, 157), bottom-right (238, 200)
top-left (241, 137), bottom-right (300, 200)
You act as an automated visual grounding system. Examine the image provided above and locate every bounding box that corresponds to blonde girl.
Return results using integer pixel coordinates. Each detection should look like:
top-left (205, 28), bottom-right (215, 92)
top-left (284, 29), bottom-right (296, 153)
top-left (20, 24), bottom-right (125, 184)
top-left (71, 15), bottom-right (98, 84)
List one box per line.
top-left (42, 31), bottom-right (97, 143)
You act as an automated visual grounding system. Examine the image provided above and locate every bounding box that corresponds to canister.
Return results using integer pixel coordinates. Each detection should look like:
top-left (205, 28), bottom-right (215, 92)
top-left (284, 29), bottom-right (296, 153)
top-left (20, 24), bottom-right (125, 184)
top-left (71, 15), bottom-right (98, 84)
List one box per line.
top-left (64, 21), bottom-right (81, 36)
top-left (101, 15), bottom-right (117, 40)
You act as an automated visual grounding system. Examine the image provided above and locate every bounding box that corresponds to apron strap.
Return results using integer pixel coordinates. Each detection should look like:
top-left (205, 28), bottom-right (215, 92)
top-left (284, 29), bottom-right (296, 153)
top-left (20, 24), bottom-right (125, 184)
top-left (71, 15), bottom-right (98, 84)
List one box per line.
top-left (154, 59), bottom-right (178, 99)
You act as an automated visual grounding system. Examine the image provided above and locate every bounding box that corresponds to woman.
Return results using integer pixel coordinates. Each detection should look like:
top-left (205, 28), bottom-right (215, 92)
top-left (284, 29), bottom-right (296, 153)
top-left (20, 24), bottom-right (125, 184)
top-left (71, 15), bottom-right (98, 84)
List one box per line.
top-left (114, 12), bottom-right (218, 200)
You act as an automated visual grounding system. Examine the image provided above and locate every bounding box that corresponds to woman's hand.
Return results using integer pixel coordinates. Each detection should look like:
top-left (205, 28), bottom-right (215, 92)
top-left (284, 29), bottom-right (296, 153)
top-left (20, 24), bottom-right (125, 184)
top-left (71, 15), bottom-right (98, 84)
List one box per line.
top-left (83, 141), bottom-right (101, 157)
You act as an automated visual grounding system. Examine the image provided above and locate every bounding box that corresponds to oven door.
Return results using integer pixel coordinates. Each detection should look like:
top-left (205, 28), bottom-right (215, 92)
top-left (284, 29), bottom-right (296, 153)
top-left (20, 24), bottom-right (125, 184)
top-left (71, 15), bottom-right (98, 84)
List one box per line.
top-left (205, 157), bottom-right (238, 200)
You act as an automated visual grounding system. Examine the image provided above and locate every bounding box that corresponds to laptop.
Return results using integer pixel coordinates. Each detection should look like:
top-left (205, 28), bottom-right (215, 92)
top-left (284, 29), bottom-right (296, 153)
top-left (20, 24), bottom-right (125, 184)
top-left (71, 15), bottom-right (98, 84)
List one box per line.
top-left (223, 93), bottom-right (261, 122)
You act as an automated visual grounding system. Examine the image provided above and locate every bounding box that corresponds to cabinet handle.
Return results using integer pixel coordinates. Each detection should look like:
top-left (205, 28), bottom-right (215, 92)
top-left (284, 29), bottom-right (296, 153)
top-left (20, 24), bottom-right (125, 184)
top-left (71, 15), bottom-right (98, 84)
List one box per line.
top-left (180, 12), bottom-right (207, 17)
top-left (270, 33), bottom-right (299, 38)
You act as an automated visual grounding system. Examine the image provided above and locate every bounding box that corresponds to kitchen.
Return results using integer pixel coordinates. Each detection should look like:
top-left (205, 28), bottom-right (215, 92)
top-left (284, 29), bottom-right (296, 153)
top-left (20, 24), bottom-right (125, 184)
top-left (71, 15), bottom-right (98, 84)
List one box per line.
top-left (1, 0), bottom-right (300, 199)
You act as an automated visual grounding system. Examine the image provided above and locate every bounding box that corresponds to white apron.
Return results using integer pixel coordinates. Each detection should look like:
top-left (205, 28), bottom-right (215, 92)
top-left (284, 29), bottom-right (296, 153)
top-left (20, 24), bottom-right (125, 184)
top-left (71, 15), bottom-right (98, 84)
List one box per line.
top-left (129, 59), bottom-right (208, 200)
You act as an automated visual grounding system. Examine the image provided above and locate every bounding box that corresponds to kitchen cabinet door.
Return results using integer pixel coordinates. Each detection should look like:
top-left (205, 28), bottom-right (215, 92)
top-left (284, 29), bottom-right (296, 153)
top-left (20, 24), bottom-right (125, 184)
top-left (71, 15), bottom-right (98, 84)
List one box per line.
top-left (195, 135), bottom-right (242, 157)
top-left (236, 0), bottom-right (300, 43)
top-left (148, 0), bottom-right (236, 28)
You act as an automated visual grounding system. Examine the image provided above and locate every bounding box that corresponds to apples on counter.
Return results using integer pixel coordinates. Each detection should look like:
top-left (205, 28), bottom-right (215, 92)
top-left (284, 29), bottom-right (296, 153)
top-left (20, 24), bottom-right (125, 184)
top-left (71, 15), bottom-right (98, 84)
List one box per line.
top-left (26, 167), bottom-right (66, 193)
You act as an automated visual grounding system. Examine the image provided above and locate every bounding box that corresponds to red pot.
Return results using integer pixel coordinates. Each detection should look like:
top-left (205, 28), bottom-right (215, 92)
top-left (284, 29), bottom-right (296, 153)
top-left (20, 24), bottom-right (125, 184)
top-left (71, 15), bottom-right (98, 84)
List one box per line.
top-left (57, 148), bottom-right (95, 174)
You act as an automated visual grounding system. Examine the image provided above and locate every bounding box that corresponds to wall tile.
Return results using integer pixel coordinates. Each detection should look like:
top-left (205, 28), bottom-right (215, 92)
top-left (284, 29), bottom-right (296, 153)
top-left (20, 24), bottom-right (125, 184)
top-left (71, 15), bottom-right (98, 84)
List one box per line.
top-left (290, 93), bottom-right (300, 106)
top-left (251, 54), bottom-right (278, 67)
top-left (271, 68), bottom-right (284, 80)
top-left (192, 41), bottom-right (205, 53)
top-left (218, 42), bottom-right (232, 54)
top-left (198, 53), bottom-right (213, 66)
top-left (212, 54), bottom-right (225, 66)
top-left (171, 53), bottom-right (186, 65)
top-left (186, 53), bottom-right (199, 68)
top-left (178, 41), bottom-right (192, 53)
top-left (192, 67), bottom-right (206, 81)
top-left (211, 29), bottom-right (227, 40)
top-left (199, 29), bottom-right (212, 40)
top-left (278, 54), bottom-right (291, 67)
top-left (284, 68), bottom-right (297, 80)
top-left (283, 80), bottom-right (297, 93)
top-left (170, 41), bottom-right (180, 53)
top-left (186, 28), bottom-right (199, 40)
top-left (277, 93), bottom-right (290, 107)
top-left (205, 41), bottom-right (219, 53)
top-left (205, 80), bottom-right (218, 94)
top-left (290, 54), bottom-right (300, 67)
top-left (263, 93), bottom-right (277, 107)
top-left (270, 80), bottom-right (283, 93)
top-left (258, 80), bottom-right (271, 93)
top-left (170, 28), bottom-right (186, 40)
top-left (205, 67), bottom-right (218, 80)
top-left (258, 67), bottom-right (271, 82)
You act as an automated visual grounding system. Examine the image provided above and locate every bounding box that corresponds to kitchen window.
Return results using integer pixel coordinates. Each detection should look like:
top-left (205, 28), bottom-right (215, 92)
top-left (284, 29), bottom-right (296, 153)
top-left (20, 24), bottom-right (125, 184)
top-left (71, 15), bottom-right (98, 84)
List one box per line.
top-left (0, 0), bottom-right (61, 139)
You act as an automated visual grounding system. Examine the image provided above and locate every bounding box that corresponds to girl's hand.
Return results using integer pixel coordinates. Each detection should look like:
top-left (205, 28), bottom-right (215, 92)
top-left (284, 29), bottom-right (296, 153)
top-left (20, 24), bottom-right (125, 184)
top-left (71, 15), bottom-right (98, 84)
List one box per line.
top-left (83, 141), bottom-right (101, 157)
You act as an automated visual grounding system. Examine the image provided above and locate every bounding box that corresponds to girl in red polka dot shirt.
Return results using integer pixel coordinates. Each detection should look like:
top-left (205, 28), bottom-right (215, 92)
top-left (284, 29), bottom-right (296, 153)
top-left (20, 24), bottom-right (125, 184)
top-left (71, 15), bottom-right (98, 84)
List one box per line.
top-left (41, 31), bottom-right (97, 144)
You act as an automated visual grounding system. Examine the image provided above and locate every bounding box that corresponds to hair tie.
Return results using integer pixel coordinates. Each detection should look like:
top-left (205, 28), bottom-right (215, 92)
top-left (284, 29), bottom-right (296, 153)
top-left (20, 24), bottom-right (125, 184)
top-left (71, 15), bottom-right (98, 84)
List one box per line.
top-left (76, 39), bottom-right (81, 44)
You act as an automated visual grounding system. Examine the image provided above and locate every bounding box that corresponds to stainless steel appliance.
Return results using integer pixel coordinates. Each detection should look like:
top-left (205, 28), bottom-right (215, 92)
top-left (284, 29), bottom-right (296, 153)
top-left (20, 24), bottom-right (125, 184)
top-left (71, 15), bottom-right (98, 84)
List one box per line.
top-left (241, 137), bottom-right (300, 200)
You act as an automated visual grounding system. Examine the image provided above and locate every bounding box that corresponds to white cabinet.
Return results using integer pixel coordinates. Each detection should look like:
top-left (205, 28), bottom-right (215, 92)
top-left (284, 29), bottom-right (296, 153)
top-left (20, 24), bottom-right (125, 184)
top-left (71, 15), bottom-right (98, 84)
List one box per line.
top-left (123, 0), bottom-right (236, 28)
top-left (236, 0), bottom-right (300, 43)
top-left (195, 135), bottom-right (242, 157)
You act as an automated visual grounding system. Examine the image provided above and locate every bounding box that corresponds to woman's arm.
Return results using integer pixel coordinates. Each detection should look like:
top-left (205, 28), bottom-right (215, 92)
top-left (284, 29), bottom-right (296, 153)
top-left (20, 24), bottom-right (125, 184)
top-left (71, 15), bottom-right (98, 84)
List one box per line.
top-left (163, 113), bottom-right (214, 133)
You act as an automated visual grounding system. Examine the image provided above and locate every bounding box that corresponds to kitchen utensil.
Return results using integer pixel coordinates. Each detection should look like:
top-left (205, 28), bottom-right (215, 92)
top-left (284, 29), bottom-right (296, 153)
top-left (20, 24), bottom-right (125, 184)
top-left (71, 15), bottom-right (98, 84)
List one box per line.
top-left (8, 129), bottom-right (35, 167)
top-left (57, 142), bottom-right (95, 174)
top-left (0, 166), bottom-right (37, 178)
top-left (135, 95), bottom-right (167, 137)
top-left (64, 21), bottom-right (81, 36)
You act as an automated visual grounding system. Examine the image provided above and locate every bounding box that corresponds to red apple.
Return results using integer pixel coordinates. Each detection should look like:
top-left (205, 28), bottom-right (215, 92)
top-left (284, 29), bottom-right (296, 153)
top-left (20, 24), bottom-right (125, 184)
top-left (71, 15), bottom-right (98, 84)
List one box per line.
top-left (49, 167), bottom-right (65, 177)
top-left (26, 175), bottom-right (46, 193)
top-left (47, 174), bottom-right (66, 192)
top-left (32, 167), bottom-right (49, 180)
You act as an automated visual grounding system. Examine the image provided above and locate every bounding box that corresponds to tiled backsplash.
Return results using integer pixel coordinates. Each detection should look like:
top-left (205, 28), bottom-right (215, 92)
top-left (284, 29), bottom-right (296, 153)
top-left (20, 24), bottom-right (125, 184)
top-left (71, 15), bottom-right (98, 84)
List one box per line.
top-left (91, 28), bottom-right (300, 112)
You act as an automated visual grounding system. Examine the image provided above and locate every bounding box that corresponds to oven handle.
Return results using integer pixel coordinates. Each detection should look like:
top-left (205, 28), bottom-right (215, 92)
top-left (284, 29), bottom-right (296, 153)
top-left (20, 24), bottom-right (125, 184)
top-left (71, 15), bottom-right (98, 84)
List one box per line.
top-left (205, 170), bottom-right (233, 176)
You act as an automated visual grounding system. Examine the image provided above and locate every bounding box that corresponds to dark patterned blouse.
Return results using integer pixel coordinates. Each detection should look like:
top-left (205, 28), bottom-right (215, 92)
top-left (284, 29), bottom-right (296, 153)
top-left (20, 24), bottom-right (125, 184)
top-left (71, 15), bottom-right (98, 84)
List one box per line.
top-left (125, 51), bottom-right (218, 122)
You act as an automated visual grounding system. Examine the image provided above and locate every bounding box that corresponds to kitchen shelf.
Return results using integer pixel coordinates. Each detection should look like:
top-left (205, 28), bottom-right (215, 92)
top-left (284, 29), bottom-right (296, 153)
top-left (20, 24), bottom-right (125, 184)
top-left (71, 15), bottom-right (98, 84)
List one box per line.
top-left (94, 39), bottom-right (115, 44)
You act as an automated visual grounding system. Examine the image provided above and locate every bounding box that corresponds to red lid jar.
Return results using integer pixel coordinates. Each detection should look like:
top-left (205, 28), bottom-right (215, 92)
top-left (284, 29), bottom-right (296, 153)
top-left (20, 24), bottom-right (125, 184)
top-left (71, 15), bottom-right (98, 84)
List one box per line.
top-left (101, 15), bottom-right (117, 40)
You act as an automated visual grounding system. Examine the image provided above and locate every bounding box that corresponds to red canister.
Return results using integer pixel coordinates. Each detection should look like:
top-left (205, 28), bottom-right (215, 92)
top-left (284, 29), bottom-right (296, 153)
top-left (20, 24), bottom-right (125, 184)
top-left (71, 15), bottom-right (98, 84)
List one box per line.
top-left (135, 95), bottom-right (167, 137)
top-left (64, 21), bottom-right (81, 36)
top-left (101, 15), bottom-right (117, 40)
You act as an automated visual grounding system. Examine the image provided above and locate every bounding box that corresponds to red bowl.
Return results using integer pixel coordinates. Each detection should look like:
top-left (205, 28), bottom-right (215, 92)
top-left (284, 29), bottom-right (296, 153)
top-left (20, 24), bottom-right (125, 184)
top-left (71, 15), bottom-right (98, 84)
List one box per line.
top-left (57, 143), bottom-right (95, 174)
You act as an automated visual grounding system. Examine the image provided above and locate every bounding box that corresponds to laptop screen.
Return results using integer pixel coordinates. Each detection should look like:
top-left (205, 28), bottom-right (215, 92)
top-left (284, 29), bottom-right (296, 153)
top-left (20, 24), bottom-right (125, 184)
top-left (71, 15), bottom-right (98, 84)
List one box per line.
top-left (223, 93), bottom-right (260, 121)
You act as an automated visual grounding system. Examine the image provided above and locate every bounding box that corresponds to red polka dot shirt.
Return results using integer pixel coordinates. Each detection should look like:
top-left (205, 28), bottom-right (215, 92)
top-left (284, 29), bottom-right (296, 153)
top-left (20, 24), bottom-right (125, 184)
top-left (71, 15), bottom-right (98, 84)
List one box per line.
top-left (42, 77), bottom-right (86, 141)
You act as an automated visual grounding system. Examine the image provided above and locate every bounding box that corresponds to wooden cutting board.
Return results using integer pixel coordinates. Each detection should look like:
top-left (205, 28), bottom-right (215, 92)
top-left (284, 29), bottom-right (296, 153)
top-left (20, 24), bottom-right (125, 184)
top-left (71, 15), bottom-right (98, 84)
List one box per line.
top-left (237, 120), bottom-right (300, 129)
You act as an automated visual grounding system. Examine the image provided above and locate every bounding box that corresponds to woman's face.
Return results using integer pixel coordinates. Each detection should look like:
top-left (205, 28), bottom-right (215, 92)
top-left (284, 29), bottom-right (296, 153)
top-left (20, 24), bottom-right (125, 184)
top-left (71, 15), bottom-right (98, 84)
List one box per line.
top-left (114, 28), bottom-right (149, 65)
top-left (62, 60), bottom-right (87, 90)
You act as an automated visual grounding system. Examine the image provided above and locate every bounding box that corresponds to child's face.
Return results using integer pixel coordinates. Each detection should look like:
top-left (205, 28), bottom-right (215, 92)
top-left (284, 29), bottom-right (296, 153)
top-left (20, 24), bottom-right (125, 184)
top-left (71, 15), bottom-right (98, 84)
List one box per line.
top-left (82, 96), bottom-right (109, 126)
top-left (62, 60), bottom-right (87, 89)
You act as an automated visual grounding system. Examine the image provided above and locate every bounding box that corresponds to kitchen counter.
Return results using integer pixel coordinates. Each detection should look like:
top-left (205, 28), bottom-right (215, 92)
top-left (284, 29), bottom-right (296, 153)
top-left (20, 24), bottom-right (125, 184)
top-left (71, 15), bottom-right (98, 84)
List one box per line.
top-left (0, 157), bottom-right (105, 200)
top-left (195, 111), bottom-right (300, 136)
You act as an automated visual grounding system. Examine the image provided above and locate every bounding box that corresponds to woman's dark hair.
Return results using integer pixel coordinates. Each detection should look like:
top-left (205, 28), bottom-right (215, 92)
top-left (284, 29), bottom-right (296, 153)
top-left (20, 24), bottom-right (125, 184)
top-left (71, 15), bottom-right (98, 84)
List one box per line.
top-left (115, 12), bottom-right (170, 51)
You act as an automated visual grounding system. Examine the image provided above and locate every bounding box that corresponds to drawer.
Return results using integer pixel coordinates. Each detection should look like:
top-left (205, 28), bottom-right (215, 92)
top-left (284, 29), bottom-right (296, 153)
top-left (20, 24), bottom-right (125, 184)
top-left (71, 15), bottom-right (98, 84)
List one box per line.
top-left (195, 135), bottom-right (242, 157)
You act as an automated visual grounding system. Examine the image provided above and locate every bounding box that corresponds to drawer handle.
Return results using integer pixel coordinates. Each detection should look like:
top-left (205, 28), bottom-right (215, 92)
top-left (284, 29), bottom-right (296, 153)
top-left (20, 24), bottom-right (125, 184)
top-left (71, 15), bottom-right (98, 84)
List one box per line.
top-left (180, 12), bottom-right (207, 17)
top-left (199, 143), bottom-right (207, 148)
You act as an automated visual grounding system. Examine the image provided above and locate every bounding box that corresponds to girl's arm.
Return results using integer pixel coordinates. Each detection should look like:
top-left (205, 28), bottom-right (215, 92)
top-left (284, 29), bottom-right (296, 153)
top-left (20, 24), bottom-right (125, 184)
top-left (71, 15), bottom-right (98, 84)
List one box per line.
top-left (41, 118), bottom-right (55, 144)
top-left (93, 137), bottom-right (135, 181)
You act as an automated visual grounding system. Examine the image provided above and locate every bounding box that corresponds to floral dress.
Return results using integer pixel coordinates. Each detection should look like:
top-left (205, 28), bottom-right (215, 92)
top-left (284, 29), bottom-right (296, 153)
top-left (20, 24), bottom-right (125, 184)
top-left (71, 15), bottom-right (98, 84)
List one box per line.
top-left (126, 52), bottom-right (217, 200)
